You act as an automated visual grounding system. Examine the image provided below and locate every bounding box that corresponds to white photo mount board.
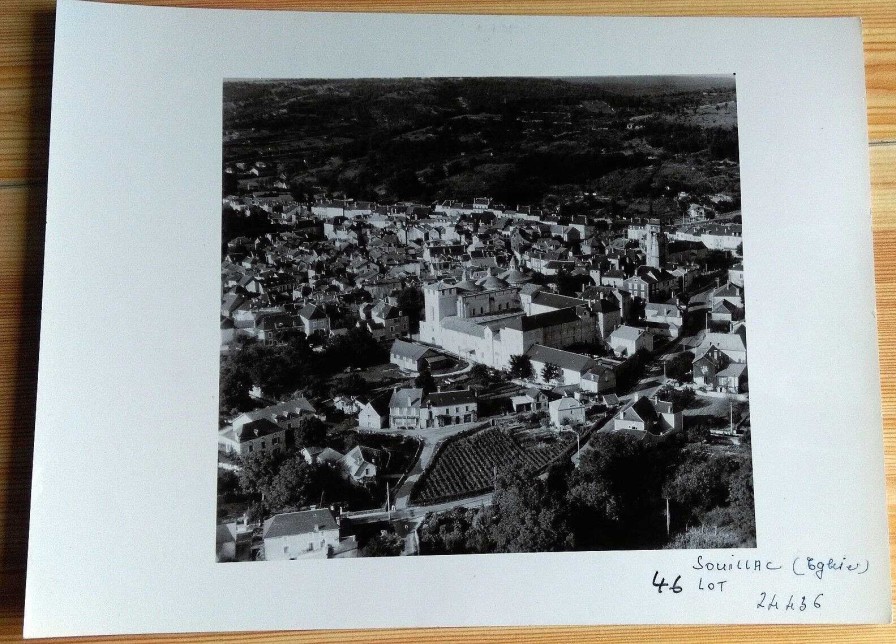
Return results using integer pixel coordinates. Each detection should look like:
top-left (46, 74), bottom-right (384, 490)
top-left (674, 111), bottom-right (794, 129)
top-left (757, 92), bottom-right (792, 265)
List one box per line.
top-left (25, 0), bottom-right (889, 637)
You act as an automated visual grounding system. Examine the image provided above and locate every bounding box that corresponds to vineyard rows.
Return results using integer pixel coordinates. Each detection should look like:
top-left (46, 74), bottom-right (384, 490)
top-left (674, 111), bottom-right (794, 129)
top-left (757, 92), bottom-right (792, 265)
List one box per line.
top-left (412, 427), bottom-right (571, 505)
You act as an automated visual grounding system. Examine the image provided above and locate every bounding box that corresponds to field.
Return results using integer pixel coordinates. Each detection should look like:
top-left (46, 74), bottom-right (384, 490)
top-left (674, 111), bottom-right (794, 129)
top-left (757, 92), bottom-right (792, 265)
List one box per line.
top-left (411, 427), bottom-right (573, 505)
top-left (684, 100), bottom-right (738, 129)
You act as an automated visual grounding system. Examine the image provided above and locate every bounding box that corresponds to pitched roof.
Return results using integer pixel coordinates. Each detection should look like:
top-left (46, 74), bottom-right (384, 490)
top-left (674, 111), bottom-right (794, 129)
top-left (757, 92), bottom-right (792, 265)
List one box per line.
top-left (698, 331), bottom-right (747, 355)
top-left (503, 307), bottom-right (580, 332)
top-left (236, 396), bottom-right (317, 428)
top-left (390, 339), bottom-right (434, 361)
top-left (440, 316), bottom-right (488, 338)
top-left (263, 509), bottom-right (338, 539)
top-left (526, 344), bottom-right (596, 373)
top-left (427, 390), bottom-right (476, 407)
top-left (591, 297), bottom-right (619, 314)
top-left (531, 291), bottom-right (586, 310)
top-left (619, 396), bottom-right (659, 426)
top-left (717, 362), bottom-right (748, 378)
top-left (389, 387), bottom-right (424, 409)
top-left (646, 302), bottom-right (681, 318)
top-left (714, 282), bottom-right (743, 298)
top-left (299, 303), bottom-right (328, 320)
top-left (361, 392), bottom-right (391, 415)
top-left (234, 418), bottom-right (282, 442)
top-left (711, 299), bottom-right (739, 314)
top-left (610, 325), bottom-right (647, 342)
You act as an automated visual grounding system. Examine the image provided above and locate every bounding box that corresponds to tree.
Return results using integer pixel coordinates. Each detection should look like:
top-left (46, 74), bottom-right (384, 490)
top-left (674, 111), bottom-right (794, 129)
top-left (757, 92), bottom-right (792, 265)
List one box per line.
top-left (567, 433), bottom-right (672, 549)
top-left (663, 448), bottom-right (741, 527)
top-left (414, 363), bottom-right (436, 394)
top-left (541, 362), bottom-right (561, 383)
top-left (419, 508), bottom-right (485, 555)
top-left (489, 469), bottom-right (573, 553)
top-left (219, 358), bottom-right (254, 416)
top-left (295, 415), bottom-right (328, 448)
top-left (664, 525), bottom-right (742, 549)
top-left (217, 468), bottom-right (241, 502)
top-left (664, 351), bottom-right (694, 382)
top-left (655, 384), bottom-right (696, 412)
top-left (508, 354), bottom-right (534, 380)
top-left (334, 373), bottom-right (366, 397)
top-left (395, 286), bottom-right (425, 333)
top-left (238, 449), bottom-right (285, 496)
top-left (265, 456), bottom-right (320, 510)
top-left (325, 327), bottom-right (388, 371)
top-left (362, 531), bottom-right (405, 557)
top-left (468, 364), bottom-right (492, 389)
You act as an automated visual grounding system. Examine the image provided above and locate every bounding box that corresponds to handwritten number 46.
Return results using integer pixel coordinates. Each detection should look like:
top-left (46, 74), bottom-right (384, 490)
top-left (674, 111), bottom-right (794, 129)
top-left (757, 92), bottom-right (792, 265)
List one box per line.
top-left (653, 571), bottom-right (683, 594)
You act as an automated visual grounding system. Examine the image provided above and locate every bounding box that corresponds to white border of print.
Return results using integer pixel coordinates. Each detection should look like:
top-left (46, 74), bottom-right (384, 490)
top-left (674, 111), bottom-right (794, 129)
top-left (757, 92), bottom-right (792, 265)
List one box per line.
top-left (25, 1), bottom-right (888, 636)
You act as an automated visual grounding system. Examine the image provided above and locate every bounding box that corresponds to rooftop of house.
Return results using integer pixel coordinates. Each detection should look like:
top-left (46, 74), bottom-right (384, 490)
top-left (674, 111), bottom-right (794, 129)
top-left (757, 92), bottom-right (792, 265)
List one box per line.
top-left (389, 387), bottom-right (425, 410)
top-left (390, 339), bottom-right (434, 361)
top-left (526, 344), bottom-right (596, 373)
top-left (299, 303), bottom-right (328, 320)
top-left (530, 291), bottom-right (586, 310)
top-left (646, 302), bottom-right (682, 317)
top-left (234, 396), bottom-right (317, 427)
top-left (503, 307), bottom-right (581, 332)
top-left (263, 508), bottom-right (339, 540)
top-left (427, 389), bottom-right (477, 408)
top-left (234, 418), bottom-right (282, 442)
top-left (610, 325), bottom-right (647, 342)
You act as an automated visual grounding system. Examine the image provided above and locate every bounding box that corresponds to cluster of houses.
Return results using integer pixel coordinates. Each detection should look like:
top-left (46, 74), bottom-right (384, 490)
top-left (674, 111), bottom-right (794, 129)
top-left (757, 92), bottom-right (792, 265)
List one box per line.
top-left (217, 397), bottom-right (318, 456)
top-left (356, 387), bottom-right (479, 431)
top-left (217, 507), bottom-right (359, 562)
top-left (220, 190), bottom-right (749, 436)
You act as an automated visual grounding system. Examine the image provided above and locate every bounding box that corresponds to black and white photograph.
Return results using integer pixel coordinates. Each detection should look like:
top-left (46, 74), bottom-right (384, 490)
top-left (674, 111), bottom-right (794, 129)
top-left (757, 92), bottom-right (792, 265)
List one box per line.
top-left (216, 75), bottom-right (753, 561)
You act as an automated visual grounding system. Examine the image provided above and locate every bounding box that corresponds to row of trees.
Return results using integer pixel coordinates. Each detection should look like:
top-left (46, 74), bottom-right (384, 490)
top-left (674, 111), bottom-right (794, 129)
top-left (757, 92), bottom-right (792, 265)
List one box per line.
top-left (508, 355), bottom-right (551, 381)
top-left (418, 432), bottom-right (755, 555)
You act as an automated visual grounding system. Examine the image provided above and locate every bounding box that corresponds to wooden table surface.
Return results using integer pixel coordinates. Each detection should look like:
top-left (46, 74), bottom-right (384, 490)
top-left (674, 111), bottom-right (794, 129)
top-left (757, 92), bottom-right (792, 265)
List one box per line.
top-left (2, 1), bottom-right (895, 642)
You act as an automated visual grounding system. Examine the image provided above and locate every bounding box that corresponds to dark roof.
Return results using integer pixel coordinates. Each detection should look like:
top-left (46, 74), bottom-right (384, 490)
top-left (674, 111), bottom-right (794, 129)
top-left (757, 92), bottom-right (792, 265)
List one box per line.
top-left (363, 392), bottom-right (391, 415)
top-left (263, 509), bottom-right (338, 539)
top-left (299, 303), bottom-right (328, 320)
top-left (526, 344), bottom-right (596, 373)
top-left (503, 307), bottom-right (580, 332)
top-left (235, 418), bottom-right (282, 442)
top-left (427, 390), bottom-right (477, 407)
top-left (628, 265), bottom-right (676, 284)
top-left (531, 291), bottom-right (586, 310)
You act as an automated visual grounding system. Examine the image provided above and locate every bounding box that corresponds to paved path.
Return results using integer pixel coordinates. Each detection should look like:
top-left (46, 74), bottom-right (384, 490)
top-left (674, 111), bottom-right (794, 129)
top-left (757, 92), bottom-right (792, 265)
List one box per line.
top-left (432, 359), bottom-right (473, 379)
top-left (344, 492), bottom-right (494, 525)
top-left (359, 421), bottom-right (489, 509)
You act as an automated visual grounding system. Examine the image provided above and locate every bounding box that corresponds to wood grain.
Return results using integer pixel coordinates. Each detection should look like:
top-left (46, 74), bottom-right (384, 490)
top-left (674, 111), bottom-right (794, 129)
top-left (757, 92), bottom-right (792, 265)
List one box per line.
top-left (1, 1), bottom-right (895, 642)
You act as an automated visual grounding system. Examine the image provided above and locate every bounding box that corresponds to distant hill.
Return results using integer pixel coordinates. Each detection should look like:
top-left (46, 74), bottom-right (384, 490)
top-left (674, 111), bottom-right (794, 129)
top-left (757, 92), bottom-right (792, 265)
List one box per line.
top-left (222, 76), bottom-right (740, 209)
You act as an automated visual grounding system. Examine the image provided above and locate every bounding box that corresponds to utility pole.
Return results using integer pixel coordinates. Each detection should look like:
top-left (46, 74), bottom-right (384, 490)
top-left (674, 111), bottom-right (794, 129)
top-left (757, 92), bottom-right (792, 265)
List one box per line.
top-left (386, 481), bottom-right (391, 521)
top-left (666, 497), bottom-right (671, 536)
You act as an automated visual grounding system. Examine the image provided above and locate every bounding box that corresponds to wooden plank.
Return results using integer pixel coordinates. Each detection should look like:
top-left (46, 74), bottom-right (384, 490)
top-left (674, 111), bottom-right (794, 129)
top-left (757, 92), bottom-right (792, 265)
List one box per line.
top-left (1, 1), bottom-right (895, 642)
top-left (0, 0), bottom-right (895, 182)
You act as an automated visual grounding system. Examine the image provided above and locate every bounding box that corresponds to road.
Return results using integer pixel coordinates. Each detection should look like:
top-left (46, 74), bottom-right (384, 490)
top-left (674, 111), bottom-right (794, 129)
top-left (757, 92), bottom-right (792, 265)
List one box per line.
top-left (359, 421), bottom-right (487, 508)
top-left (343, 491), bottom-right (494, 525)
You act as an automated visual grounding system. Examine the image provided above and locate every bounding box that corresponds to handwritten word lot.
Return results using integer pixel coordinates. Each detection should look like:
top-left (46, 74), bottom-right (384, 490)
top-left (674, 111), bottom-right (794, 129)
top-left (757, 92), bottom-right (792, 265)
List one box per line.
top-left (689, 555), bottom-right (782, 593)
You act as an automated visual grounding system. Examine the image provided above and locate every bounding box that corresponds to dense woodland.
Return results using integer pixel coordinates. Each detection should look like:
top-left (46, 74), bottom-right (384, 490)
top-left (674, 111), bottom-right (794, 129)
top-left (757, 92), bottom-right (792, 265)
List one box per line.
top-left (223, 76), bottom-right (740, 211)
